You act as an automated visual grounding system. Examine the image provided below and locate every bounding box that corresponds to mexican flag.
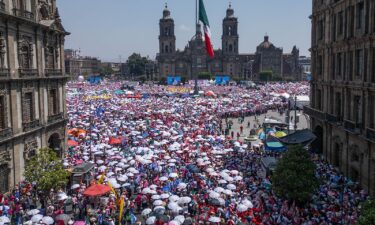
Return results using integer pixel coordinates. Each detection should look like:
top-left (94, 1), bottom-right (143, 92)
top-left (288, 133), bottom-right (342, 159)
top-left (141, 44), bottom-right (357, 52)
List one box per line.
top-left (199, 0), bottom-right (214, 58)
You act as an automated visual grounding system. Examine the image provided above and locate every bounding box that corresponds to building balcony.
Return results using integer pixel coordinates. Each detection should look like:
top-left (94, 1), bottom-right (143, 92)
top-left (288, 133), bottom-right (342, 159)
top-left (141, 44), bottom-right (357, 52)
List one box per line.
top-left (48, 113), bottom-right (63, 123)
top-left (366, 128), bottom-right (375, 143)
top-left (343, 120), bottom-right (362, 134)
top-left (0, 127), bottom-right (12, 141)
top-left (45, 69), bottom-right (62, 77)
top-left (0, 68), bottom-right (10, 78)
top-left (19, 68), bottom-right (38, 77)
top-left (12, 8), bottom-right (34, 20)
top-left (22, 119), bottom-right (40, 132)
top-left (326, 113), bottom-right (338, 123)
top-left (304, 106), bottom-right (325, 121)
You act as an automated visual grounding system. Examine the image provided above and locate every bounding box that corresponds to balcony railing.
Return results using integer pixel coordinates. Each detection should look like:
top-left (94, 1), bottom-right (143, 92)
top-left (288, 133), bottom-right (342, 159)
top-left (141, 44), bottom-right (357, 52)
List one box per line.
top-left (303, 106), bottom-right (326, 121)
top-left (0, 127), bottom-right (12, 140)
top-left (0, 68), bottom-right (9, 78)
top-left (22, 119), bottom-right (40, 132)
top-left (326, 113), bottom-right (338, 123)
top-left (12, 8), bottom-right (34, 20)
top-left (19, 68), bottom-right (38, 77)
top-left (343, 120), bottom-right (363, 134)
top-left (366, 128), bottom-right (375, 143)
top-left (48, 113), bottom-right (63, 123)
top-left (45, 69), bottom-right (62, 77)
top-left (0, 2), bottom-right (5, 11)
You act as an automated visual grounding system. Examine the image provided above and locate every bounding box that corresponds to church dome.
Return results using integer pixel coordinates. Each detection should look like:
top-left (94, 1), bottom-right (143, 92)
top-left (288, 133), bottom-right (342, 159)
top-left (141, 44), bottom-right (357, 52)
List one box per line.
top-left (258, 35), bottom-right (274, 49)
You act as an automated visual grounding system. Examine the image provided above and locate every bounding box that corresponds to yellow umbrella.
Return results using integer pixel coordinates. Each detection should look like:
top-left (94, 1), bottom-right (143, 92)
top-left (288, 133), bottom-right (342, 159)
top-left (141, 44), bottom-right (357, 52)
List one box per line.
top-left (275, 131), bottom-right (287, 138)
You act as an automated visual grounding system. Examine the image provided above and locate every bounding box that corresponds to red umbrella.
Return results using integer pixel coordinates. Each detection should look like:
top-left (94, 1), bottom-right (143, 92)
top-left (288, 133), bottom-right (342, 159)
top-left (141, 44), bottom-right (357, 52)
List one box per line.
top-left (205, 91), bottom-right (216, 97)
top-left (67, 140), bottom-right (79, 147)
top-left (83, 184), bottom-right (111, 197)
top-left (108, 137), bottom-right (121, 145)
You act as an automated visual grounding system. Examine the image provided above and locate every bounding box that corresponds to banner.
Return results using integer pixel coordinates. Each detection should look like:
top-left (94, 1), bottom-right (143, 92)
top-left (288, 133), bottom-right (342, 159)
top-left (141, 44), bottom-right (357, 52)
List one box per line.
top-left (118, 197), bottom-right (125, 225)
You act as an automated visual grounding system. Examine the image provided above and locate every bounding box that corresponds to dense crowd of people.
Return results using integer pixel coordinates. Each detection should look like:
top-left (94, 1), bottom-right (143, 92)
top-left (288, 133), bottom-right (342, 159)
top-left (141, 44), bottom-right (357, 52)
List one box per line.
top-left (0, 81), bottom-right (369, 225)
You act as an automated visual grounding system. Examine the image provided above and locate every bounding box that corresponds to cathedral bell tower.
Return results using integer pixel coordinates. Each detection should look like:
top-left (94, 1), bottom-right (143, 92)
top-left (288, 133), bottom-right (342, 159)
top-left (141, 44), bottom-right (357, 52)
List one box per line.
top-left (222, 3), bottom-right (238, 55)
top-left (159, 4), bottom-right (176, 55)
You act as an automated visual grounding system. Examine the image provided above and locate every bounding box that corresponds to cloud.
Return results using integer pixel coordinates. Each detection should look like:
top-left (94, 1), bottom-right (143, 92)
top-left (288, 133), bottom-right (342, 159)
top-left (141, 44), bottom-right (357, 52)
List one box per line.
top-left (179, 24), bottom-right (192, 32)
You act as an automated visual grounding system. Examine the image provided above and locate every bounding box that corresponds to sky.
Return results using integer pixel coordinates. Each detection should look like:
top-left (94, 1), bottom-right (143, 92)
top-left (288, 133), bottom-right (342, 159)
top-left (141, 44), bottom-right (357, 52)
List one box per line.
top-left (57, 0), bottom-right (312, 62)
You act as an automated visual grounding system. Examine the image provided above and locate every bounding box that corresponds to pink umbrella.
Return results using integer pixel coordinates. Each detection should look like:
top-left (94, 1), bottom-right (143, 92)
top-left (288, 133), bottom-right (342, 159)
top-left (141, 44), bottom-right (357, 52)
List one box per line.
top-left (74, 221), bottom-right (85, 225)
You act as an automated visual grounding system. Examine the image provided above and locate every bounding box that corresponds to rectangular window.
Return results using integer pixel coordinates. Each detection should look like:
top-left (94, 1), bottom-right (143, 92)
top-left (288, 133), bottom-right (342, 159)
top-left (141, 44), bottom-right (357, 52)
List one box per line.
top-left (48, 89), bottom-right (58, 116)
top-left (318, 19), bottom-right (324, 40)
top-left (372, 48), bottom-right (375, 82)
top-left (356, 49), bottom-right (364, 77)
top-left (370, 94), bottom-right (375, 128)
top-left (337, 53), bottom-right (342, 77)
top-left (336, 92), bottom-right (342, 119)
top-left (348, 51), bottom-right (354, 81)
top-left (354, 95), bottom-right (361, 123)
top-left (316, 89), bottom-right (322, 111)
top-left (23, 92), bottom-right (33, 123)
top-left (0, 96), bottom-right (5, 130)
top-left (318, 55), bottom-right (323, 77)
top-left (332, 14), bottom-right (337, 41)
top-left (356, 2), bottom-right (364, 29)
top-left (338, 11), bottom-right (344, 35)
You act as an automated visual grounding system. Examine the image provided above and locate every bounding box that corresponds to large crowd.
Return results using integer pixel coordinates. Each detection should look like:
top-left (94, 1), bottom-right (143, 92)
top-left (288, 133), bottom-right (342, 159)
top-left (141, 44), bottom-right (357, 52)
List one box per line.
top-left (0, 81), bottom-right (369, 225)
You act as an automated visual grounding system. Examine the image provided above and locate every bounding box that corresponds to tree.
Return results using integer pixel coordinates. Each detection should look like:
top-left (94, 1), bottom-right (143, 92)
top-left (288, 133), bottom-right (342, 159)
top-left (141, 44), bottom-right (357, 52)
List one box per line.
top-left (197, 72), bottom-right (213, 80)
top-left (359, 200), bottom-right (375, 225)
top-left (126, 53), bottom-right (149, 77)
top-left (271, 145), bottom-right (319, 205)
top-left (24, 148), bottom-right (69, 193)
top-left (259, 71), bottom-right (273, 82)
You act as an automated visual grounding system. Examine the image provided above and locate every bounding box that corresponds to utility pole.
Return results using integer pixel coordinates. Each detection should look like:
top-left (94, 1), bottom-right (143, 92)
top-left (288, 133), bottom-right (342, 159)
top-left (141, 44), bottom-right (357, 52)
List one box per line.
top-left (287, 98), bottom-right (290, 134)
top-left (194, 0), bottom-right (199, 95)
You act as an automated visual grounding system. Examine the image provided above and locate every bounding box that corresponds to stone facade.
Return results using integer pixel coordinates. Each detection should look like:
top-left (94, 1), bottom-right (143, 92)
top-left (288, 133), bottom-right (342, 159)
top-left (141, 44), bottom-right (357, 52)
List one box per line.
top-left (308, 0), bottom-right (375, 196)
top-left (0, 0), bottom-right (68, 192)
top-left (156, 4), bottom-right (302, 81)
top-left (65, 49), bottom-right (101, 78)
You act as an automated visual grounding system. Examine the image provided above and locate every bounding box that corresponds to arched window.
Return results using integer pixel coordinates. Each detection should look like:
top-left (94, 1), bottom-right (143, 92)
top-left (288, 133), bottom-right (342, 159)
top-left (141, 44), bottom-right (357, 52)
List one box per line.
top-left (228, 26), bottom-right (232, 36)
top-left (229, 44), bottom-right (233, 52)
top-left (165, 45), bottom-right (169, 53)
top-left (0, 164), bottom-right (9, 193)
top-left (162, 43), bottom-right (164, 53)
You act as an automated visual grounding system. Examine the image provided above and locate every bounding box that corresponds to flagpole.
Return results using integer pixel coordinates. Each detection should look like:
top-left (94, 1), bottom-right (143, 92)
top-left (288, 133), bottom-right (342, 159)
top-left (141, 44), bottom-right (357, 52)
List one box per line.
top-left (194, 0), bottom-right (199, 95)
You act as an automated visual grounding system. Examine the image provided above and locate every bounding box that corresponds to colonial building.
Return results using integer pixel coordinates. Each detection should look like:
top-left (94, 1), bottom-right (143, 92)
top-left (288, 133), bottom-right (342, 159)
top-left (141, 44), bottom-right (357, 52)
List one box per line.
top-left (156, 4), bottom-right (301, 81)
top-left (0, 0), bottom-right (68, 192)
top-left (65, 49), bottom-right (101, 78)
top-left (307, 0), bottom-right (375, 196)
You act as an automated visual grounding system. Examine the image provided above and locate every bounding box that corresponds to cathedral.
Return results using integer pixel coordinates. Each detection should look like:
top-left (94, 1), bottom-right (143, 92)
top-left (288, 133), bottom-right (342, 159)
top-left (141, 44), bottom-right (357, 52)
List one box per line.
top-left (156, 4), bottom-right (302, 81)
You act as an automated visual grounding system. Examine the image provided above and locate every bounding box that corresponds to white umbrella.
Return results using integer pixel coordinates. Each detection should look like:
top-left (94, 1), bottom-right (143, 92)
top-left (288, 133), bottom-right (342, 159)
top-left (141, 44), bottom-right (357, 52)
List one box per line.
top-left (226, 184), bottom-right (236, 190)
top-left (160, 176), bottom-right (168, 181)
top-left (237, 204), bottom-right (248, 212)
top-left (218, 179), bottom-right (227, 184)
top-left (153, 206), bottom-right (166, 214)
top-left (42, 216), bottom-right (54, 225)
top-left (168, 202), bottom-right (180, 210)
top-left (117, 175), bottom-right (128, 182)
top-left (160, 193), bottom-right (170, 199)
top-left (141, 208), bottom-right (152, 216)
top-left (174, 215), bottom-right (185, 224)
top-left (146, 216), bottom-right (156, 225)
top-left (71, 184), bottom-right (80, 189)
top-left (178, 196), bottom-right (191, 204)
top-left (208, 216), bottom-right (221, 223)
top-left (169, 173), bottom-right (178, 178)
top-left (55, 214), bottom-right (71, 223)
top-left (152, 195), bottom-right (161, 200)
top-left (242, 199), bottom-right (254, 208)
top-left (142, 187), bottom-right (151, 194)
top-left (153, 200), bottom-right (164, 206)
top-left (168, 220), bottom-right (181, 225)
top-left (169, 195), bottom-right (180, 202)
top-left (31, 214), bottom-right (43, 223)
top-left (209, 191), bottom-right (220, 199)
top-left (177, 183), bottom-right (187, 189)
top-left (26, 209), bottom-right (40, 216)
top-left (0, 216), bottom-right (10, 223)
top-left (224, 189), bottom-right (233, 196)
top-left (214, 187), bottom-right (224, 193)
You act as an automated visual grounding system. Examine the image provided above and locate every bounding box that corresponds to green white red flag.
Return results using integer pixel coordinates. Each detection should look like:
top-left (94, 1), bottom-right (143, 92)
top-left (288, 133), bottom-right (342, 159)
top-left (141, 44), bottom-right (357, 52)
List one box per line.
top-left (199, 0), bottom-right (214, 58)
